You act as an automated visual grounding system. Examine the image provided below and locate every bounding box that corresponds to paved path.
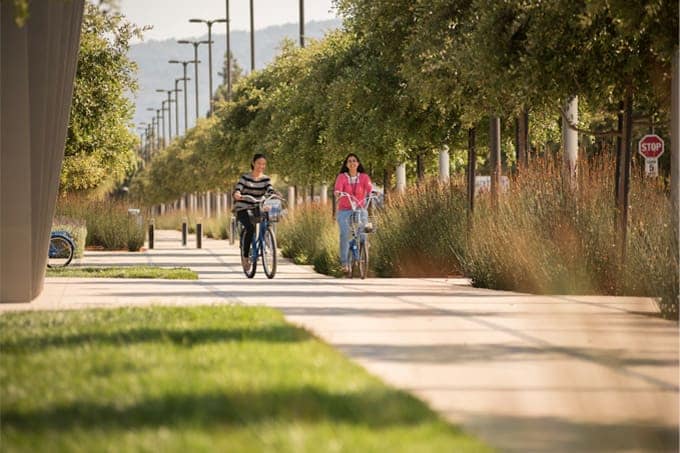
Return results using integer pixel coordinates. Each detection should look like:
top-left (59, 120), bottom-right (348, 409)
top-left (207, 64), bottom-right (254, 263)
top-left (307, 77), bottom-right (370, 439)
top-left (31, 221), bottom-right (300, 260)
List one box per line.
top-left (2, 230), bottom-right (678, 452)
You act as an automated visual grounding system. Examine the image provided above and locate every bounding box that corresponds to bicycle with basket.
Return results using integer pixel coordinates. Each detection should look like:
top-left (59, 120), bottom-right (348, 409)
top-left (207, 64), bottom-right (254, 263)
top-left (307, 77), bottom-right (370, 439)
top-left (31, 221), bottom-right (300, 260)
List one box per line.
top-left (335, 190), bottom-right (380, 279)
top-left (238, 193), bottom-right (284, 279)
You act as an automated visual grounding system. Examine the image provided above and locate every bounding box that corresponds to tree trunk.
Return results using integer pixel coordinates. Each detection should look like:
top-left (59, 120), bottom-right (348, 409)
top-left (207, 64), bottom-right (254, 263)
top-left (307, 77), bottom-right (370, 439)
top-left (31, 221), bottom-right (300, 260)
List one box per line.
top-left (467, 128), bottom-right (476, 224)
top-left (490, 116), bottom-right (501, 206)
top-left (416, 152), bottom-right (425, 185)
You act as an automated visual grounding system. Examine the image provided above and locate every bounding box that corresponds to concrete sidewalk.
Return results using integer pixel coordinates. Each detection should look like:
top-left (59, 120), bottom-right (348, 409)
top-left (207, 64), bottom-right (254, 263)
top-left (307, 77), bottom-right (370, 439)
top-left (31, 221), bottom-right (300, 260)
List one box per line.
top-left (2, 229), bottom-right (678, 452)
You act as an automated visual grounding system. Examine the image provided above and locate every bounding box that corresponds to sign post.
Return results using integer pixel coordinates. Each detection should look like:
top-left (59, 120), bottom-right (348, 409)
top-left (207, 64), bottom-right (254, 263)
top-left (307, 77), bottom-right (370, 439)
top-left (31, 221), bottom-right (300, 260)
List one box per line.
top-left (638, 134), bottom-right (665, 177)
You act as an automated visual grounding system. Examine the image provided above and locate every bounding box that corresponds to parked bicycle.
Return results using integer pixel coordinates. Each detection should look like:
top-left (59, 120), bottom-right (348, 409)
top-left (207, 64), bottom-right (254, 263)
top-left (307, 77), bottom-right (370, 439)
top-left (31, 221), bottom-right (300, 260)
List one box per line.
top-left (47, 231), bottom-right (75, 268)
top-left (238, 193), bottom-right (284, 279)
top-left (335, 191), bottom-right (380, 279)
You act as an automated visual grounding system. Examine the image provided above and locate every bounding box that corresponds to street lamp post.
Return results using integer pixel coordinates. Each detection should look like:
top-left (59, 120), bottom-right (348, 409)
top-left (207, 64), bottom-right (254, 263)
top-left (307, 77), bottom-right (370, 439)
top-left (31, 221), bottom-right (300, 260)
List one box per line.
top-left (299, 0), bottom-right (304, 48)
top-left (225, 0), bottom-right (232, 100)
top-left (156, 89), bottom-right (174, 141)
top-left (177, 40), bottom-right (211, 120)
top-left (250, 0), bottom-right (255, 72)
top-left (169, 59), bottom-right (198, 134)
top-left (173, 78), bottom-right (185, 135)
top-left (189, 18), bottom-right (226, 115)
top-left (160, 101), bottom-right (168, 147)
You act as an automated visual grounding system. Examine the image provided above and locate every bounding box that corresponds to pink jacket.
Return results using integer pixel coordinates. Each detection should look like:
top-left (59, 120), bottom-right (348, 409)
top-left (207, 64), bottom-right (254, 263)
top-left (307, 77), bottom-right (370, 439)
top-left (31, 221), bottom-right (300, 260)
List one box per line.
top-left (334, 172), bottom-right (373, 211)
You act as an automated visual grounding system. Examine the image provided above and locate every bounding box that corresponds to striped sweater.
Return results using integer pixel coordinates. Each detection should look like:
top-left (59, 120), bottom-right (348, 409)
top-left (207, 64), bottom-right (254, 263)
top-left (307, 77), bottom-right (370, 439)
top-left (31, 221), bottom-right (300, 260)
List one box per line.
top-left (233, 173), bottom-right (274, 211)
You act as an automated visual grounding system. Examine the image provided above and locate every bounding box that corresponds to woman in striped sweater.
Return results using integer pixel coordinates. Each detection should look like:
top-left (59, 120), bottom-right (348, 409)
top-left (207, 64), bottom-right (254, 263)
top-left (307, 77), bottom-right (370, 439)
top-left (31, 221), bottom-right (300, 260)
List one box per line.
top-left (232, 153), bottom-right (276, 265)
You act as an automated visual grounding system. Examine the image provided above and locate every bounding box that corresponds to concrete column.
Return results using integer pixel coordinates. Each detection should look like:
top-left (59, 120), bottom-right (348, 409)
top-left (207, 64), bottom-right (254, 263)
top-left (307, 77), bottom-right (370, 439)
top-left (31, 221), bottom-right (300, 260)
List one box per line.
top-left (562, 95), bottom-right (579, 181)
top-left (288, 186), bottom-right (296, 216)
top-left (215, 191), bottom-right (222, 218)
top-left (180, 195), bottom-right (186, 212)
top-left (160, 204), bottom-right (166, 215)
top-left (396, 163), bottom-right (406, 193)
top-left (439, 146), bottom-right (450, 182)
top-left (205, 191), bottom-right (211, 218)
top-left (1, 0), bottom-right (85, 302)
top-left (320, 184), bottom-right (328, 204)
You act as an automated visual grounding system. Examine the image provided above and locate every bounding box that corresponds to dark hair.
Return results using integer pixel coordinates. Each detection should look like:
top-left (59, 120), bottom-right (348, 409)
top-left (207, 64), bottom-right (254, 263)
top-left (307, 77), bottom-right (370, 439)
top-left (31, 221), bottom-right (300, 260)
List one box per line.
top-left (250, 153), bottom-right (267, 170)
top-left (339, 153), bottom-right (365, 174)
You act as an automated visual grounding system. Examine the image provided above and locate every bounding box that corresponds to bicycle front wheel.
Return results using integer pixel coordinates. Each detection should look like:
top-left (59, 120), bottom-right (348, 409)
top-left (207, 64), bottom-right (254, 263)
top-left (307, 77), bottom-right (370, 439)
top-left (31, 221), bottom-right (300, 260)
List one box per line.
top-left (359, 241), bottom-right (369, 279)
top-left (262, 227), bottom-right (277, 279)
top-left (240, 229), bottom-right (257, 278)
top-left (47, 236), bottom-right (74, 268)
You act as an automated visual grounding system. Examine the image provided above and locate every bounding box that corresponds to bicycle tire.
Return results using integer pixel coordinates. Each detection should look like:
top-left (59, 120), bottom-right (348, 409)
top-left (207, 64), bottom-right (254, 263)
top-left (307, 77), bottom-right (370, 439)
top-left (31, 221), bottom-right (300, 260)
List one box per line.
top-left (359, 241), bottom-right (368, 279)
top-left (262, 227), bottom-right (277, 279)
top-left (47, 236), bottom-right (74, 268)
top-left (240, 229), bottom-right (257, 278)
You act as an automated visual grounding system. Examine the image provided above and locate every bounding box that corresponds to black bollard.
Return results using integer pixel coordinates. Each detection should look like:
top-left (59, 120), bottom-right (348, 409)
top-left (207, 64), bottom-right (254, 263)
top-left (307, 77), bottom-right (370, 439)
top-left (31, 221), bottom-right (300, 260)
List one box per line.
top-left (196, 223), bottom-right (202, 249)
top-left (181, 222), bottom-right (187, 246)
top-left (148, 223), bottom-right (155, 249)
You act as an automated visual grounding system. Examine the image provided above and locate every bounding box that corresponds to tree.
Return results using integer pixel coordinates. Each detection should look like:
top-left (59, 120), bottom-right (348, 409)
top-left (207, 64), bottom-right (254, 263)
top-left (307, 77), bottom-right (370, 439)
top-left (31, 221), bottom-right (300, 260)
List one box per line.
top-left (61, 3), bottom-right (142, 195)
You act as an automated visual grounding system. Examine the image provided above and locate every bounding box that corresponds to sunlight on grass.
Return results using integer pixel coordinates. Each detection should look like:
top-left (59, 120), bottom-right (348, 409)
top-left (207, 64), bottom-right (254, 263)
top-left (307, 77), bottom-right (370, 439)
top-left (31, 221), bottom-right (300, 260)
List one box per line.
top-left (0, 306), bottom-right (492, 452)
top-left (46, 266), bottom-right (198, 280)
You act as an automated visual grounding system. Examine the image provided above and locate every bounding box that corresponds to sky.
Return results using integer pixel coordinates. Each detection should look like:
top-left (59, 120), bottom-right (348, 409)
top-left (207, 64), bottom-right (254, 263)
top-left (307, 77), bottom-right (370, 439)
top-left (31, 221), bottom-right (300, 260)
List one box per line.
top-left (118, 0), bottom-right (339, 42)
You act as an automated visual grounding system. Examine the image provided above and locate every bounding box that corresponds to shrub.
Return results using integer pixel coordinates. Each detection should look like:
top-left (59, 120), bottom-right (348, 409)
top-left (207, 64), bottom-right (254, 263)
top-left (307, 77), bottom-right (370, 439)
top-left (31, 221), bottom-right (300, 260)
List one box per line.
top-left (372, 181), bottom-right (467, 277)
top-left (55, 196), bottom-right (147, 251)
top-left (277, 203), bottom-right (343, 277)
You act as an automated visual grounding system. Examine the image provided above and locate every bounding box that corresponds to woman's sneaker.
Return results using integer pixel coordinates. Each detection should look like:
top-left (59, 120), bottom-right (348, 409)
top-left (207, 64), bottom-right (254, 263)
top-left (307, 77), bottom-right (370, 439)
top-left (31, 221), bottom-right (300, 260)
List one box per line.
top-left (241, 256), bottom-right (251, 268)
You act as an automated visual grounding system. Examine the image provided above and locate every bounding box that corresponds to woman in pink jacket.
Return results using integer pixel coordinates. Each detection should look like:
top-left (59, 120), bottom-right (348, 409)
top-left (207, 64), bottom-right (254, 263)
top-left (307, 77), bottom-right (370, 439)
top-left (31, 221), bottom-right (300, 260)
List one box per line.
top-left (334, 153), bottom-right (373, 275)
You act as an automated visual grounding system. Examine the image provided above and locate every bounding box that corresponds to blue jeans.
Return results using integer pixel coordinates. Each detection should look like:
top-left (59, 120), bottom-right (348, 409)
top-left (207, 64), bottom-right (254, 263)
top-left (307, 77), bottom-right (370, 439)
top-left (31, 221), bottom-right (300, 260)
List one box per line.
top-left (337, 209), bottom-right (367, 266)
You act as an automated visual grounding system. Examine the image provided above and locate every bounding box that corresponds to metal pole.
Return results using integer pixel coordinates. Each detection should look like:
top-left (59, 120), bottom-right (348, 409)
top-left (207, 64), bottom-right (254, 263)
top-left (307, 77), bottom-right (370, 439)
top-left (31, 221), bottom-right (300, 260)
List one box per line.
top-left (226, 0), bottom-right (232, 99)
top-left (156, 110), bottom-right (161, 148)
top-left (160, 101), bottom-right (167, 146)
top-left (208, 23), bottom-right (214, 115)
top-left (166, 91), bottom-right (173, 140)
top-left (299, 0), bottom-right (304, 48)
top-left (173, 81), bottom-right (181, 136)
top-left (193, 44), bottom-right (200, 119)
top-left (250, 0), bottom-right (255, 72)
top-left (183, 63), bottom-right (189, 132)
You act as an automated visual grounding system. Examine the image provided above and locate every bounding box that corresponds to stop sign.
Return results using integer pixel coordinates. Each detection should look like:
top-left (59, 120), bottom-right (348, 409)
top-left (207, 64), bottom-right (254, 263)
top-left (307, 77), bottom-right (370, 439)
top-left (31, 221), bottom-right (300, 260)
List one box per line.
top-left (638, 134), bottom-right (664, 159)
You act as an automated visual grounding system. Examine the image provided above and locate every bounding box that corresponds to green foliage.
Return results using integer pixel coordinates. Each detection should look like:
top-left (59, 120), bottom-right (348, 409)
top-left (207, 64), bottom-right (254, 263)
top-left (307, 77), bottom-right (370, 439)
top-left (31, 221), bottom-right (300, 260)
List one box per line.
top-left (62, 4), bottom-right (142, 195)
top-left (55, 197), bottom-right (147, 251)
top-left (0, 306), bottom-right (490, 452)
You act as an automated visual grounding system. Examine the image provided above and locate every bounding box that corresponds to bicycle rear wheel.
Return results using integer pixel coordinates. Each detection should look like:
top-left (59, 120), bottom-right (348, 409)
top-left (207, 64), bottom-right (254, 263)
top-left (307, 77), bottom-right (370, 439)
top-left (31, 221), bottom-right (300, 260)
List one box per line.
top-left (359, 241), bottom-right (368, 279)
top-left (262, 227), bottom-right (277, 279)
top-left (240, 229), bottom-right (257, 278)
top-left (47, 236), bottom-right (74, 268)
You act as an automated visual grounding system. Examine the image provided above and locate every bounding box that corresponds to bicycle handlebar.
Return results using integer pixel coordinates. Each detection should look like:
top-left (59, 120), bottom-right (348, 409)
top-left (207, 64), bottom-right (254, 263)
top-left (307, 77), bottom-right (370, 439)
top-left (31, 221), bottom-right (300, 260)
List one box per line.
top-left (335, 191), bottom-right (380, 210)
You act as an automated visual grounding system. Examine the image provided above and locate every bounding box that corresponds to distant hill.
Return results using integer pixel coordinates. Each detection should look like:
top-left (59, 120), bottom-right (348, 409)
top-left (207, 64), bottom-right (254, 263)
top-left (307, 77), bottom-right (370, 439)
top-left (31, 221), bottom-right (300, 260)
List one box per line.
top-left (129, 18), bottom-right (342, 131)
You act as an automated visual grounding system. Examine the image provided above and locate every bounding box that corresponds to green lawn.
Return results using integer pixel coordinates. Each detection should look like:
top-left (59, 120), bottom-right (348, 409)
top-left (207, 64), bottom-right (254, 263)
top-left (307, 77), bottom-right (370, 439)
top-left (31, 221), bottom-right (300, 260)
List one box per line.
top-left (46, 266), bottom-right (198, 280)
top-left (0, 306), bottom-right (492, 452)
